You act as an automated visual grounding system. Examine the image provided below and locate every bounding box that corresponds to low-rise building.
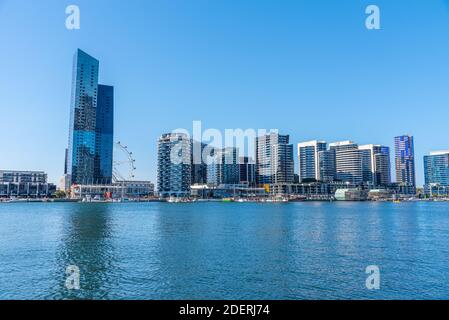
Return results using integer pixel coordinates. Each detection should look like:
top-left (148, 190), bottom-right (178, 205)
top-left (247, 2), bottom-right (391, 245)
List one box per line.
top-left (335, 188), bottom-right (368, 201)
top-left (70, 181), bottom-right (154, 200)
top-left (0, 170), bottom-right (56, 198)
top-left (191, 184), bottom-right (266, 199)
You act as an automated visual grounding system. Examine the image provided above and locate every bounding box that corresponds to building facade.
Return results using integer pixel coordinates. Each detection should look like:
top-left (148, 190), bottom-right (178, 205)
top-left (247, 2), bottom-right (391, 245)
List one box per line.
top-left (297, 141), bottom-right (327, 182)
top-left (71, 181), bottom-right (154, 200)
top-left (207, 147), bottom-right (240, 186)
top-left (394, 135), bottom-right (416, 187)
top-left (359, 144), bottom-right (391, 186)
top-left (239, 156), bottom-right (256, 185)
top-left (157, 133), bottom-right (192, 198)
top-left (424, 151), bottom-right (449, 196)
top-left (318, 149), bottom-right (336, 182)
top-left (67, 49), bottom-right (114, 186)
top-left (191, 140), bottom-right (209, 185)
top-left (95, 84), bottom-right (114, 184)
top-left (329, 141), bottom-right (363, 184)
top-left (0, 170), bottom-right (56, 198)
top-left (256, 133), bottom-right (294, 185)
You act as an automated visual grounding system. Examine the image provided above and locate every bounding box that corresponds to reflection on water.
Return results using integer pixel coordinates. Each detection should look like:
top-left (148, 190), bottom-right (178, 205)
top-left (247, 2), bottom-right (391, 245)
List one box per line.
top-left (0, 202), bottom-right (449, 299)
top-left (52, 204), bottom-right (116, 299)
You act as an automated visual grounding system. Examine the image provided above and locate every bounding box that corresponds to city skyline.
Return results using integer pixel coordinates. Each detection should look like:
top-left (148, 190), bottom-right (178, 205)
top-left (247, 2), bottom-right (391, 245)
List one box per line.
top-left (2, 1), bottom-right (449, 185)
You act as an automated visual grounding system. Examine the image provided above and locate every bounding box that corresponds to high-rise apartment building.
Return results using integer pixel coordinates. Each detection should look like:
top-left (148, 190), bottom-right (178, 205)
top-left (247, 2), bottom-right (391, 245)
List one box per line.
top-left (424, 151), bottom-right (449, 195)
top-left (297, 140), bottom-right (327, 182)
top-left (359, 144), bottom-right (391, 186)
top-left (207, 147), bottom-right (240, 186)
top-left (67, 49), bottom-right (114, 185)
top-left (329, 141), bottom-right (363, 184)
top-left (157, 133), bottom-right (192, 197)
top-left (96, 85), bottom-right (114, 184)
top-left (239, 156), bottom-right (256, 185)
top-left (318, 149), bottom-right (336, 182)
top-left (191, 140), bottom-right (209, 185)
top-left (256, 133), bottom-right (294, 185)
top-left (394, 135), bottom-right (416, 187)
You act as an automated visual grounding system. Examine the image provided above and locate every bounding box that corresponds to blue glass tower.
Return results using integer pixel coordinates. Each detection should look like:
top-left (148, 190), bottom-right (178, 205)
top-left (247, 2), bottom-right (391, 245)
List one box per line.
top-left (96, 85), bottom-right (114, 184)
top-left (424, 151), bottom-right (449, 196)
top-left (394, 135), bottom-right (416, 187)
top-left (67, 49), bottom-right (114, 185)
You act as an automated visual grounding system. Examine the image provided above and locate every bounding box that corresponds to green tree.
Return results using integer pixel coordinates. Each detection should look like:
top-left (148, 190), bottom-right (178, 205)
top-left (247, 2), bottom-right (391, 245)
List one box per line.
top-left (54, 190), bottom-right (67, 199)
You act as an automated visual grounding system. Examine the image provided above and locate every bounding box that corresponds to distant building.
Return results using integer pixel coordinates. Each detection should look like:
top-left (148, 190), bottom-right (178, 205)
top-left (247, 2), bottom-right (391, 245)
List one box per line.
top-left (191, 184), bottom-right (266, 199)
top-left (256, 133), bottom-right (294, 185)
top-left (394, 135), bottom-right (416, 187)
top-left (269, 180), bottom-right (354, 199)
top-left (424, 151), bottom-right (449, 196)
top-left (359, 144), bottom-right (391, 186)
top-left (329, 141), bottom-right (363, 184)
top-left (67, 49), bottom-right (114, 186)
top-left (64, 148), bottom-right (68, 175)
top-left (95, 84), bottom-right (114, 184)
top-left (207, 147), bottom-right (240, 186)
top-left (335, 188), bottom-right (368, 201)
top-left (239, 156), bottom-right (256, 185)
top-left (297, 140), bottom-right (336, 182)
top-left (59, 174), bottom-right (71, 192)
top-left (191, 140), bottom-right (209, 185)
top-left (71, 180), bottom-right (154, 200)
top-left (0, 170), bottom-right (56, 198)
top-left (368, 189), bottom-right (394, 201)
top-left (157, 133), bottom-right (192, 198)
top-left (318, 149), bottom-right (336, 182)
top-left (297, 140), bottom-right (327, 182)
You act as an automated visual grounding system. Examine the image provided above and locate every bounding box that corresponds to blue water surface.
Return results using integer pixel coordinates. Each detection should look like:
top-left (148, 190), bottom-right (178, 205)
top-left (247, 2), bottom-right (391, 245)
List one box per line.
top-left (0, 202), bottom-right (448, 300)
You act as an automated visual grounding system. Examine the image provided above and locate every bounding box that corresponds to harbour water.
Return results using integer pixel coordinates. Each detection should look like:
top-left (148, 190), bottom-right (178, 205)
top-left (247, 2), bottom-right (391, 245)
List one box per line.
top-left (0, 202), bottom-right (448, 300)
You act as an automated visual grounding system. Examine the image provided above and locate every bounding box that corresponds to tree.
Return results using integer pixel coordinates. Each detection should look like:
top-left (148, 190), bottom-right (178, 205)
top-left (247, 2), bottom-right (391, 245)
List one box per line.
top-left (54, 190), bottom-right (67, 199)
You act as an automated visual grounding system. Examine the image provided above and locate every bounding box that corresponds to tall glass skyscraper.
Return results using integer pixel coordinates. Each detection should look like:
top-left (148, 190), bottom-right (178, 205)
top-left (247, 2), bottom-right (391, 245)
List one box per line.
top-left (394, 135), bottom-right (416, 187)
top-left (67, 49), bottom-right (114, 185)
top-left (96, 85), bottom-right (114, 184)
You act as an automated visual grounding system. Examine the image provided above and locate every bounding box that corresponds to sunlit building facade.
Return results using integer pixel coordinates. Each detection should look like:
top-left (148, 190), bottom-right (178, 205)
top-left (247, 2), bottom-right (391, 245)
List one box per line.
top-left (157, 133), bottom-right (192, 197)
top-left (394, 135), bottom-right (416, 187)
top-left (359, 144), bottom-right (391, 186)
top-left (424, 151), bottom-right (449, 196)
top-left (256, 133), bottom-right (294, 185)
top-left (297, 140), bottom-right (327, 182)
top-left (329, 141), bottom-right (363, 184)
top-left (67, 49), bottom-right (114, 185)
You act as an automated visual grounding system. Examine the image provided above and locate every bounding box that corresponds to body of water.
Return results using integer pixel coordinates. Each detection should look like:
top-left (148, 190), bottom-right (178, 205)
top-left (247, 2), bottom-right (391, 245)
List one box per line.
top-left (0, 202), bottom-right (448, 300)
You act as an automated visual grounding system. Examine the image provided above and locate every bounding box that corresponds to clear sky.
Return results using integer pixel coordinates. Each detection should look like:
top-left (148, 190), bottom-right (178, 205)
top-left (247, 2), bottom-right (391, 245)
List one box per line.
top-left (1, 0), bottom-right (449, 186)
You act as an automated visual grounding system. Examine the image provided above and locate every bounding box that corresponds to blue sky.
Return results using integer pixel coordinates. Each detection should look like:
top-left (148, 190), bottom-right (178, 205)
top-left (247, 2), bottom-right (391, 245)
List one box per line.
top-left (1, 0), bottom-right (449, 186)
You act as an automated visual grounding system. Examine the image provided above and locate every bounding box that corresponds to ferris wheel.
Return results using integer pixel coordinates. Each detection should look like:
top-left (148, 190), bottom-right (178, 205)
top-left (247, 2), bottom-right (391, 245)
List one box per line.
top-left (113, 141), bottom-right (136, 182)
